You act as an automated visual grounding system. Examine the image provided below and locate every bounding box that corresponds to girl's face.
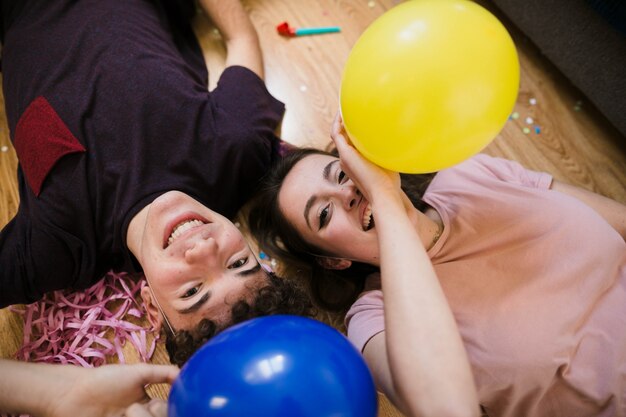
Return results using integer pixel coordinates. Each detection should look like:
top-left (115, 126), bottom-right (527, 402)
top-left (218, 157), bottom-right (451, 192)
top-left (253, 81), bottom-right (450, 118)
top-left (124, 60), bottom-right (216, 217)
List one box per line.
top-left (128, 191), bottom-right (267, 331)
top-left (278, 154), bottom-right (380, 266)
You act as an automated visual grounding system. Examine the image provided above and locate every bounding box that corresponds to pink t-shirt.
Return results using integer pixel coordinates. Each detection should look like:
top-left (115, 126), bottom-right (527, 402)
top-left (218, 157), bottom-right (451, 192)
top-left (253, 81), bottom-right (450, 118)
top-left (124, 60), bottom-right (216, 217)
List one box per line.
top-left (345, 154), bottom-right (626, 417)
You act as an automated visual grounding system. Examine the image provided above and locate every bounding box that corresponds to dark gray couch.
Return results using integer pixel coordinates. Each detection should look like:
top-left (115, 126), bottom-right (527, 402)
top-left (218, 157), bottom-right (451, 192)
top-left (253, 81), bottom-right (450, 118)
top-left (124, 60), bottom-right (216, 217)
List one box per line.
top-left (489, 0), bottom-right (626, 138)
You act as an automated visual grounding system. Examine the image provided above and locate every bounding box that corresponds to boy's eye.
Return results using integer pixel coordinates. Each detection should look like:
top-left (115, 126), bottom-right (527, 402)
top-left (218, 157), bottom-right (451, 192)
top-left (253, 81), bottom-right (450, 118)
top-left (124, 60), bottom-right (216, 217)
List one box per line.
top-left (228, 257), bottom-right (248, 269)
top-left (319, 204), bottom-right (330, 229)
top-left (182, 286), bottom-right (199, 299)
top-left (338, 170), bottom-right (346, 183)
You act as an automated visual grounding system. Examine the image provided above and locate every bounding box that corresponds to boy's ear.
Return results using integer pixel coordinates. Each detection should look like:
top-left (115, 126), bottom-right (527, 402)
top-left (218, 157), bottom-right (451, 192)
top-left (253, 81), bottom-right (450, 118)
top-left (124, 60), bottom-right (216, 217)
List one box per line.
top-left (316, 256), bottom-right (352, 270)
top-left (141, 285), bottom-right (163, 332)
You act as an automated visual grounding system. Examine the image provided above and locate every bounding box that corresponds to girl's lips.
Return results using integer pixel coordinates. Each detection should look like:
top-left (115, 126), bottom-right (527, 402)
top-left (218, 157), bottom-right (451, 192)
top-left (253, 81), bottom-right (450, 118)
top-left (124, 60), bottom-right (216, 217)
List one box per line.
top-left (163, 212), bottom-right (209, 249)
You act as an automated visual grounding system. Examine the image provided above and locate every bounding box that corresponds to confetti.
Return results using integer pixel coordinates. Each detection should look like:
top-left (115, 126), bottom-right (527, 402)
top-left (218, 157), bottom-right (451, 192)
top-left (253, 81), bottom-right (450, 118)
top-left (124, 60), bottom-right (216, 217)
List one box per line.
top-left (0, 145), bottom-right (8, 152)
top-left (511, 112), bottom-right (519, 119)
top-left (574, 100), bottom-right (583, 112)
top-left (368, 1), bottom-right (376, 8)
top-left (525, 117), bottom-right (534, 125)
top-left (529, 98), bottom-right (537, 105)
top-left (534, 126), bottom-right (541, 134)
top-left (259, 251), bottom-right (267, 260)
top-left (300, 85), bottom-right (308, 92)
top-left (522, 127), bottom-right (530, 134)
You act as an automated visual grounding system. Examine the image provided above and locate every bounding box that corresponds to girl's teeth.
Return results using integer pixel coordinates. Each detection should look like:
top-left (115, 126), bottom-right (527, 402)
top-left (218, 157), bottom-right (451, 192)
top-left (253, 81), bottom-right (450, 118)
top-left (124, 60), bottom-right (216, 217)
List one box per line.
top-left (362, 204), bottom-right (373, 230)
top-left (167, 219), bottom-right (204, 246)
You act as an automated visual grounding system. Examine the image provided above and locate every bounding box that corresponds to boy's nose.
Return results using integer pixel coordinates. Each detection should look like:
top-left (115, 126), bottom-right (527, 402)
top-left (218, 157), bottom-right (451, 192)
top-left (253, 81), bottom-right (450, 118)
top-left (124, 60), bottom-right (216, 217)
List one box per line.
top-left (185, 237), bottom-right (219, 265)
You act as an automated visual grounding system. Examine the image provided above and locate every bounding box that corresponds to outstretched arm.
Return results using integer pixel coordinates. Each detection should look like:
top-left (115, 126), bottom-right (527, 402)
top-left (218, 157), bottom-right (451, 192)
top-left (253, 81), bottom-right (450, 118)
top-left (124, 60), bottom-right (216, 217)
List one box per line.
top-left (551, 180), bottom-right (626, 240)
top-left (198, 0), bottom-right (264, 79)
top-left (0, 360), bottom-right (178, 417)
top-left (331, 114), bottom-right (479, 417)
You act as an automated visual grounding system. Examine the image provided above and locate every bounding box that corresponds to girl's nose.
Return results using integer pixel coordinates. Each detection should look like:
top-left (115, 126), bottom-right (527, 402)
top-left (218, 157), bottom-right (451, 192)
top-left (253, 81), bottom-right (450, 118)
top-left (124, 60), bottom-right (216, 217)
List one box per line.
top-left (185, 237), bottom-right (218, 265)
top-left (338, 184), bottom-right (360, 210)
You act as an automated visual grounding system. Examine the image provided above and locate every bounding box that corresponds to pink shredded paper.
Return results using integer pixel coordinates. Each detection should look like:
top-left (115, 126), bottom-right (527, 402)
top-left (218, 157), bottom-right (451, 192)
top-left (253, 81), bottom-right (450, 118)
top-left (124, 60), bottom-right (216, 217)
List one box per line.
top-left (10, 271), bottom-right (158, 368)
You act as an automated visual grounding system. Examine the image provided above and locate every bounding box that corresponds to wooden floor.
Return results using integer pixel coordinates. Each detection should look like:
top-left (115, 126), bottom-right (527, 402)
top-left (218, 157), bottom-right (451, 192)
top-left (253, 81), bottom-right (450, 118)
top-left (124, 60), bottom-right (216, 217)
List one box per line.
top-left (0, 1), bottom-right (624, 415)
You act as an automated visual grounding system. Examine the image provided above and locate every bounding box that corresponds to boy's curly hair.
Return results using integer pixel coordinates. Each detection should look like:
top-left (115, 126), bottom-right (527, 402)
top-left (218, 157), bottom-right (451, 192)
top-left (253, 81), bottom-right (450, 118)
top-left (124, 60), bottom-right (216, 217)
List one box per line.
top-left (164, 272), bottom-right (315, 367)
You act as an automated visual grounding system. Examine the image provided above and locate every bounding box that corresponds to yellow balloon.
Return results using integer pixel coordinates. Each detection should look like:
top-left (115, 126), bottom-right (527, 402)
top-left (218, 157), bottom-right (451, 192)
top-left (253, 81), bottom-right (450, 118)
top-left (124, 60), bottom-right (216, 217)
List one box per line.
top-left (340, 0), bottom-right (519, 173)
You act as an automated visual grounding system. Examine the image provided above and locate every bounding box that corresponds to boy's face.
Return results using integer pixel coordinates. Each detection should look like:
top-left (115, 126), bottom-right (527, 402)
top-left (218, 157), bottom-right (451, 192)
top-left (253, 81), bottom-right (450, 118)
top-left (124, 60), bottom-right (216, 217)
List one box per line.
top-left (129, 191), bottom-right (267, 331)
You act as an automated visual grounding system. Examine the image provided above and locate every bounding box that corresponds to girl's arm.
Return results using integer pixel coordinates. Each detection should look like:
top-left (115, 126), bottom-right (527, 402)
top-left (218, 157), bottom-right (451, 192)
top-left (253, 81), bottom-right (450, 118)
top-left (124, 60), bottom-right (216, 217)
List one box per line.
top-left (0, 360), bottom-right (177, 417)
top-left (332, 116), bottom-right (479, 417)
top-left (551, 180), bottom-right (626, 240)
top-left (198, 0), bottom-right (264, 79)
top-left (371, 186), bottom-right (479, 417)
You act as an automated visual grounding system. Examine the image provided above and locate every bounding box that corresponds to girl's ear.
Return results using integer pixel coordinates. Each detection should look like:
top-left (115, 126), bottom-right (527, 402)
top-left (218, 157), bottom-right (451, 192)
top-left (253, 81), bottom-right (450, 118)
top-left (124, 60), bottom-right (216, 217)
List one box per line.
top-left (316, 256), bottom-right (352, 270)
top-left (141, 285), bottom-right (163, 332)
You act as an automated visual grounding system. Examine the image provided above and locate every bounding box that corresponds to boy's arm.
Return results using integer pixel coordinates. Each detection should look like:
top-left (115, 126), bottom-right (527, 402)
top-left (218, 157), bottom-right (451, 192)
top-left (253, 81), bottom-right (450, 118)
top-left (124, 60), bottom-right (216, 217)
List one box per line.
top-left (0, 360), bottom-right (178, 417)
top-left (198, 0), bottom-right (264, 79)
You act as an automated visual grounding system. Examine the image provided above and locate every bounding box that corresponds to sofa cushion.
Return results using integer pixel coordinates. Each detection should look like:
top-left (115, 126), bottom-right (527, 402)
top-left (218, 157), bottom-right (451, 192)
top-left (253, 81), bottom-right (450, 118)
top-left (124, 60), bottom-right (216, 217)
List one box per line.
top-left (490, 0), bottom-right (626, 138)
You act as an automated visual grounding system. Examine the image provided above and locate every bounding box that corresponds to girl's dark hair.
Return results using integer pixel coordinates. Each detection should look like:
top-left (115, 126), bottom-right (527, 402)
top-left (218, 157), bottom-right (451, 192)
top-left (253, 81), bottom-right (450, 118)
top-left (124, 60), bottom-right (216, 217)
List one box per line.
top-left (164, 272), bottom-right (315, 367)
top-left (247, 147), bottom-right (435, 313)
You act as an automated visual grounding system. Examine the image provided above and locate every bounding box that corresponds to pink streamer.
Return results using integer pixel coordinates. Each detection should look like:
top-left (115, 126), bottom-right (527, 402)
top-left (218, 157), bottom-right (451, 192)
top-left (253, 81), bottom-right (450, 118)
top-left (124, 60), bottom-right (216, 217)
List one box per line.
top-left (10, 271), bottom-right (159, 368)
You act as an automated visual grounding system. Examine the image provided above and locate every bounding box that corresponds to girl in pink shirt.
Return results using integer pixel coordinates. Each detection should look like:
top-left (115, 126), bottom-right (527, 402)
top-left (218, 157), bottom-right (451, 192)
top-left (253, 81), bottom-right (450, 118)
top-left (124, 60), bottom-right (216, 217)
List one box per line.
top-left (248, 114), bottom-right (626, 417)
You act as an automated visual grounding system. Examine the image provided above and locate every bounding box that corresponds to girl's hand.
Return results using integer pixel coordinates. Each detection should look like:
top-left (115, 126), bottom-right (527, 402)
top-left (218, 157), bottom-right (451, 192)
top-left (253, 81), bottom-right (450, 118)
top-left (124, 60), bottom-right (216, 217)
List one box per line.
top-left (330, 112), bottom-right (401, 205)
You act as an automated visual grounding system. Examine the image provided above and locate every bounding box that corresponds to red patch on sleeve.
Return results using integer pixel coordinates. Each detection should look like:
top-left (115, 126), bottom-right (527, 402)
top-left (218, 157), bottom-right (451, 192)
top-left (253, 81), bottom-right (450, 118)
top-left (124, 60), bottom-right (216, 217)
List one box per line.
top-left (14, 96), bottom-right (86, 196)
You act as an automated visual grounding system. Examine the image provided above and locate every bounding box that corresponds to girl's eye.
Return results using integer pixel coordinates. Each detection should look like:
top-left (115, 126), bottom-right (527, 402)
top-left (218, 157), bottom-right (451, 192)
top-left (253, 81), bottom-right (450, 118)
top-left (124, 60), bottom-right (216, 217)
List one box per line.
top-left (182, 286), bottom-right (199, 299)
top-left (319, 204), bottom-right (330, 229)
top-left (338, 170), bottom-right (347, 184)
top-left (228, 257), bottom-right (248, 269)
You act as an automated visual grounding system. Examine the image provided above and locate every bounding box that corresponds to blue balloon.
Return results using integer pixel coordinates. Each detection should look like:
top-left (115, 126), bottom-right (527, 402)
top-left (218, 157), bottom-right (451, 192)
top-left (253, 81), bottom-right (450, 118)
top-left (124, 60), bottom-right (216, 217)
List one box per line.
top-left (168, 315), bottom-right (377, 417)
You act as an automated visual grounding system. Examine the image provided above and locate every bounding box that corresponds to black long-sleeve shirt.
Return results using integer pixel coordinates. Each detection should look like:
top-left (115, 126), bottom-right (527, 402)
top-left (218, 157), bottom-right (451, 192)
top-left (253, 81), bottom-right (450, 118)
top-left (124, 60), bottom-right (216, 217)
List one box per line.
top-left (0, 0), bottom-right (284, 307)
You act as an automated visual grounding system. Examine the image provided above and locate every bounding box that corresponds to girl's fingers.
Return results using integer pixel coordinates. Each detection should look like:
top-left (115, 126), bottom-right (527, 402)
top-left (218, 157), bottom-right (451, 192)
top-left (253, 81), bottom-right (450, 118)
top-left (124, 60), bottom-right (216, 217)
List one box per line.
top-left (331, 111), bottom-right (342, 136)
top-left (330, 111), bottom-right (352, 148)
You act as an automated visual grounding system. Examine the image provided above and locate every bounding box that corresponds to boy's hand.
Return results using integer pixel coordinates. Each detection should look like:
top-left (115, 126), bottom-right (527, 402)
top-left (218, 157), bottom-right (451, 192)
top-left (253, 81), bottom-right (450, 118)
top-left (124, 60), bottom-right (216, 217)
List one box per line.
top-left (198, 0), bottom-right (264, 78)
top-left (46, 363), bottom-right (178, 417)
top-left (124, 399), bottom-right (169, 417)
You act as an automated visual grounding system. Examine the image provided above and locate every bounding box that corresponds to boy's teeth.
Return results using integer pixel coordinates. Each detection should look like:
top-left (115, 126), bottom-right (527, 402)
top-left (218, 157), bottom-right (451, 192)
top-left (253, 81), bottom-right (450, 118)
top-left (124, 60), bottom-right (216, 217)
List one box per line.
top-left (167, 219), bottom-right (204, 246)
top-left (362, 204), bottom-right (373, 230)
